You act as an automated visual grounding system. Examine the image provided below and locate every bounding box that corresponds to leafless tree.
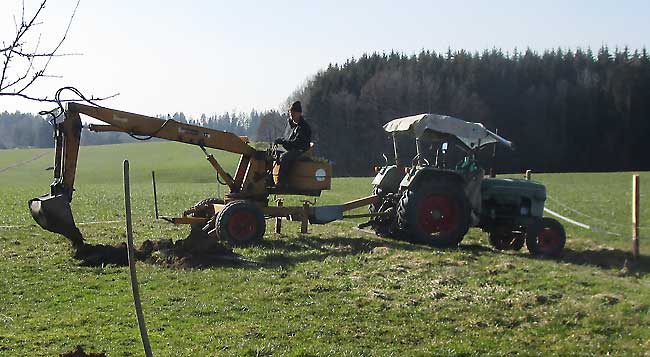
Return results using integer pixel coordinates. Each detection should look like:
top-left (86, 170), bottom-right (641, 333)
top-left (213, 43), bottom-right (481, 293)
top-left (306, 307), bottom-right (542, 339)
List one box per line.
top-left (256, 111), bottom-right (288, 142)
top-left (0, 0), bottom-right (115, 103)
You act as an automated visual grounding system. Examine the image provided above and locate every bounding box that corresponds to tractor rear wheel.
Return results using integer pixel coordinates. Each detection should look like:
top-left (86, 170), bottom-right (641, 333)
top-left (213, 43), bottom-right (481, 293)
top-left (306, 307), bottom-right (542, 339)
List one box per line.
top-left (215, 200), bottom-right (266, 246)
top-left (397, 181), bottom-right (470, 247)
top-left (525, 217), bottom-right (566, 257)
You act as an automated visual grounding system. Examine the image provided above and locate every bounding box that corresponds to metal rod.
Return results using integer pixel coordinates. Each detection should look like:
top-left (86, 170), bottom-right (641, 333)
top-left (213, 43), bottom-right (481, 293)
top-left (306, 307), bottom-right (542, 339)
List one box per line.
top-left (151, 171), bottom-right (159, 219)
top-left (632, 174), bottom-right (640, 259)
top-left (343, 212), bottom-right (392, 219)
top-left (275, 199), bottom-right (283, 234)
top-left (392, 132), bottom-right (401, 167)
top-left (124, 160), bottom-right (153, 357)
top-left (490, 129), bottom-right (498, 178)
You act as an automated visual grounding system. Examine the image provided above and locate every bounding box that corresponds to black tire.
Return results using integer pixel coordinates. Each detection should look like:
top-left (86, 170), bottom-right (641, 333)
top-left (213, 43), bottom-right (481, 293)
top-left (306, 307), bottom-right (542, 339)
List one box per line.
top-left (396, 180), bottom-right (470, 247)
top-left (215, 200), bottom-right (266, 246)
top-left (488, 225), bottom-right (525, 251)
top-left (188, 197), bottom-right (224, 238)
top-left (525, 217), bottom-right (566, 257)
top-left (368, 187), bottom-right (395, 238)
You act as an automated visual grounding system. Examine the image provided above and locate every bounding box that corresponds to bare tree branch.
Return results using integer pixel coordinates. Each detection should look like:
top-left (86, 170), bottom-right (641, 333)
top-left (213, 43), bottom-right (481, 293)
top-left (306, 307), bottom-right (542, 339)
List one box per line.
top-left (0, 0), bottom-right (110, 103)
top-left (0, 91), bottom-right (120, 103)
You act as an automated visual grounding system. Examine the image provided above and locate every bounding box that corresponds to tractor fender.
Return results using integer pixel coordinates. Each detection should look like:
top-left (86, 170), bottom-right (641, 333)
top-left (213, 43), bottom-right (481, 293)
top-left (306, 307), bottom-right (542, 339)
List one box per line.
top-left (371, 165), bottom-right (403, 193)
top-left (399, 167), bottom-right (465, 190)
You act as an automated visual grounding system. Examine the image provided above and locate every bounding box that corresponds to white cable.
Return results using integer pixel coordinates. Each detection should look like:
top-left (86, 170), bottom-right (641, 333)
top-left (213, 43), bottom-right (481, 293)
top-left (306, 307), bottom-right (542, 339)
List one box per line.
top-left (544, 207), bottom-right (622, 236)
top-left (544, 207), bottom-right (591, 229)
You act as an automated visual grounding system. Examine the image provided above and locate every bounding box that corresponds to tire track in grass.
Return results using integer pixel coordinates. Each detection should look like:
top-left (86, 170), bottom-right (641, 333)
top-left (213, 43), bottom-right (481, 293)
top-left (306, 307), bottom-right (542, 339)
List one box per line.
top-left (0, 220), bottom-right (122, 229)
top-left (0, 152), bottom-right (48, 173)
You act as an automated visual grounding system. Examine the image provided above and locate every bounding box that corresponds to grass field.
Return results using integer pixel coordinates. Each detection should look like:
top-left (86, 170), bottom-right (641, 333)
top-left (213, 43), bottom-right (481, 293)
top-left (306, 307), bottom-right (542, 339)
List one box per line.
top-left (1, 142), bottom-right (649, 356)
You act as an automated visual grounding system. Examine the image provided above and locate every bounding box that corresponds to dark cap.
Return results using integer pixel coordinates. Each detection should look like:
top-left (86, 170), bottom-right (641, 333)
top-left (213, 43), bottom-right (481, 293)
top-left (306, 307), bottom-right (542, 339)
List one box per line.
top-left (290, 101), bottom-right (302, 113)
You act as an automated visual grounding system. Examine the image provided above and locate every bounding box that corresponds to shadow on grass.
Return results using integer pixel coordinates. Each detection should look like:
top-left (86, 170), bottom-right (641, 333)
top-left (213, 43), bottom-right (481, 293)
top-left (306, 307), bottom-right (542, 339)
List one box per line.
top-left (253, 234), bottom-right (420, 268)
top-left (555, 247), bottom-right (650, 275)
top-left (71, 229), bottom-right (647, 275)
top-left (249, 233), bottom-right (495, 268)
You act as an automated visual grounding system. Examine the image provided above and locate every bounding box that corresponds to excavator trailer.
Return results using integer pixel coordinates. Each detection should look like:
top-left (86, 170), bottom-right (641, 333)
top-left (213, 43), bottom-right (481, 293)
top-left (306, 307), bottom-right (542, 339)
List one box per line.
top-left (29, 102), bottom-right (377, 247)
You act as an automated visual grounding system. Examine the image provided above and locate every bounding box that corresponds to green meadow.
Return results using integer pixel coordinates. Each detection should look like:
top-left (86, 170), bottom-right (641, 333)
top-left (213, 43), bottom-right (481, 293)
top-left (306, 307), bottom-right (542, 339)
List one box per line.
top-left (1, 142), bottom-right (649, 356)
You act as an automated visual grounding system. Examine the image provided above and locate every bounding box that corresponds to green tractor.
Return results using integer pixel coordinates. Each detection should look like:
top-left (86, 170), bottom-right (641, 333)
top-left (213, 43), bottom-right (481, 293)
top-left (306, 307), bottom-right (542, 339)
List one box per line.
top-left (367, 114), bottom-right (566, 256)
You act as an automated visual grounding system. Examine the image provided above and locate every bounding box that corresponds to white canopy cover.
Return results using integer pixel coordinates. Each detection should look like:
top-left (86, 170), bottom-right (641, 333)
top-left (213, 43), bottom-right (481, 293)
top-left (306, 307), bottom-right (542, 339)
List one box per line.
top-left (383, 113), bottom-right (513, 149)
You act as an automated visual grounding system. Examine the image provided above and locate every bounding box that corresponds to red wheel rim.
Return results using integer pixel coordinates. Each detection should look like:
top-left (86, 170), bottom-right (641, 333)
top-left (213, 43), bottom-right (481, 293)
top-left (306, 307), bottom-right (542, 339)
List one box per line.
top-left (538, 228), bottom-right (561, 253)
top-left (227, 210), bottom-right (257, 242)
top-left (417, 194), bottom-right (458, 234)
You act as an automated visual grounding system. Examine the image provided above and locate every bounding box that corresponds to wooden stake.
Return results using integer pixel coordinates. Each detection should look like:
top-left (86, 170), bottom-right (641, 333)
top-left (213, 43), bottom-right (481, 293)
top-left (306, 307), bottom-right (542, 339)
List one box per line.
top-left (275, 199), bottom-right (283, 234)
top-left (301, 202), bottom-right (309, 234)
top-left (525, 170), bottom-right (532, 181)
top-left (632, 174), bottom-right (640, 259)
top-left (124, 161), bottom-right (153, 357)
top-left (151, 171), bottom-right (159, 219)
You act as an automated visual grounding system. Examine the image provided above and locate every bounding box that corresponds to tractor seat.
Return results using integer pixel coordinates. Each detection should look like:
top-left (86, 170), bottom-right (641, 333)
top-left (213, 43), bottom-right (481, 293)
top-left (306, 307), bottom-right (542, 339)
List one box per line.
top-left (298, 142), bottom-right (315, 160)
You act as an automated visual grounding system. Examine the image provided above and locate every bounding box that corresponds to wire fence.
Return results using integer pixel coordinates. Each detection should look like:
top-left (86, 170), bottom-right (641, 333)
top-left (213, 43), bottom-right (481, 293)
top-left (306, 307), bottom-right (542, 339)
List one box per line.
top-left (544, 194), bottom-right (644, 237)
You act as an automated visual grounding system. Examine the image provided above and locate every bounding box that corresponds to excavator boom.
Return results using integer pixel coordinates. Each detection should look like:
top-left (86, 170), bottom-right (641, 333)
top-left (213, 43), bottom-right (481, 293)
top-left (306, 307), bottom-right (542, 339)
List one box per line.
top-left (29, 102), bottom-right (257, 244)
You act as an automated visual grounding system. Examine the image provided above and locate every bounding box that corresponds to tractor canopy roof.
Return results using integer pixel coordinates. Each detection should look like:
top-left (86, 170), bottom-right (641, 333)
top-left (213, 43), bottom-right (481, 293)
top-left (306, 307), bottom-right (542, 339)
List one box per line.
top-left (383, 113), bottom-right (513, 150)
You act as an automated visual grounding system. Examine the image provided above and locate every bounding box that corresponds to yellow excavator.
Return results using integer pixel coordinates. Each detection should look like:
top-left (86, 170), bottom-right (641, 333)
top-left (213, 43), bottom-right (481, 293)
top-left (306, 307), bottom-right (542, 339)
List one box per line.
top-left (28, 101), bottom-right (378, 247)
top-left (29, 100), bottom-right (379, 248)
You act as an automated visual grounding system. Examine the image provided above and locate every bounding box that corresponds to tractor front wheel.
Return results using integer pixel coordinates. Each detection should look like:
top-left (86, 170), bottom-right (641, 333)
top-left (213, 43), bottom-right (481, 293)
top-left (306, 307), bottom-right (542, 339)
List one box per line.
top-left (397, 181), bottom-right (470, 247)
top-left (525, 217), bottom-right (566, 257)
top-left (488, 225), bottom-right (525, 251)
top-left (216, 201), bottom-right (266, 246)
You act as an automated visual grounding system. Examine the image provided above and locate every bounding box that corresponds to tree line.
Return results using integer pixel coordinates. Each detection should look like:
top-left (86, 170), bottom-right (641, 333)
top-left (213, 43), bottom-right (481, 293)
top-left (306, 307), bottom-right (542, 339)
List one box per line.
top-left (0, 109), bottom-right (286, 149)
top-left (290, 47), bottom-right (650, 175)
top-left (3, 46), bottom-right (649, 176)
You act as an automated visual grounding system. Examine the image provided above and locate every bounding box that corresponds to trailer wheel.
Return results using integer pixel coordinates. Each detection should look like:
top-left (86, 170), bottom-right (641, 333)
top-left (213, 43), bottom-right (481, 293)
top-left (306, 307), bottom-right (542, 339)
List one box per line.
top-left (188, 197), bottom-right (224, 239)
top-left (525, 217), bottom-right (566, 257)
top-left (397, 181), bottom-right (469, 247)
top-left (216, 200), bottom-right (266, 246)
top-left (488, 226), bottom-right (525, 251)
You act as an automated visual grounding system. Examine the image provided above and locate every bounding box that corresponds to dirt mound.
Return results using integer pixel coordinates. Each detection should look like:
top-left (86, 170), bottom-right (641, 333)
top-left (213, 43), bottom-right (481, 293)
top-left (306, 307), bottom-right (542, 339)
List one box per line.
top-left (71, 234), bottom-right (237, 268)
top-left (60, 345), bottom-right (106, 357)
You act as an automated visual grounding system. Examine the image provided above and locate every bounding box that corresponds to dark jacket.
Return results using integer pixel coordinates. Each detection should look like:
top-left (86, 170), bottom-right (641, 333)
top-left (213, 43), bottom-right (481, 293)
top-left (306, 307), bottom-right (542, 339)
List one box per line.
top-left (282, 117), bottom-right (311, 151)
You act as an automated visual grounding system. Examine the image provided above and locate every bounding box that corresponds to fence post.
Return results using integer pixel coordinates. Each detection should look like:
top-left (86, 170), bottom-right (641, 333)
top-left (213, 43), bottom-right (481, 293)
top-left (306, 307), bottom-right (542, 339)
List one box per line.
top-left (632, 174), bottom-right (640, 259)
top-left (125, 161), bottom-right (153, 357)
top-left (151, 171), bottom-right (159, 219)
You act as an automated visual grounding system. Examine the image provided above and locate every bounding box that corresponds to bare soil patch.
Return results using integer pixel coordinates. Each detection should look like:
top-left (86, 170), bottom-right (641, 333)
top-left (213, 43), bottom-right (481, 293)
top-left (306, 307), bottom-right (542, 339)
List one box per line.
top-left (60, 345), bottom-right (106, 357)
top-left (68, 233), bottom-right (237, 268)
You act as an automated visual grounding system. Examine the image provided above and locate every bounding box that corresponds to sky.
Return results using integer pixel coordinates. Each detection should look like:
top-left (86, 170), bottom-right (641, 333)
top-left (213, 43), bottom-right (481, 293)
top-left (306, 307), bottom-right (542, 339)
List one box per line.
top-left (1, 0), bottom-right (648, 118)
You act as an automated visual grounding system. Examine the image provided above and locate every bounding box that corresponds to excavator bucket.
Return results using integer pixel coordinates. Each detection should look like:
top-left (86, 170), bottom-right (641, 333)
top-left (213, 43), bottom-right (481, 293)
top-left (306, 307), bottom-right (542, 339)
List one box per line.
top-left (28, 194), bottom-right (83, 247)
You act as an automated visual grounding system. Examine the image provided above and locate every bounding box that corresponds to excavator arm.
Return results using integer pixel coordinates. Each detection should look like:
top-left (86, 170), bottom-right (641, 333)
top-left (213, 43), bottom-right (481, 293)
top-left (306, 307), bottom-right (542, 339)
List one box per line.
top-left (29, 102), bottom-right (258, 246)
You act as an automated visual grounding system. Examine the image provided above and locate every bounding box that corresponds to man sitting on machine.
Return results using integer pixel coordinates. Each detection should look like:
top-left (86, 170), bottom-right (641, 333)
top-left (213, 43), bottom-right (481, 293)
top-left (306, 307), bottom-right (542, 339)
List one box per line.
top-left (274, 101), bottom-right (312, 188)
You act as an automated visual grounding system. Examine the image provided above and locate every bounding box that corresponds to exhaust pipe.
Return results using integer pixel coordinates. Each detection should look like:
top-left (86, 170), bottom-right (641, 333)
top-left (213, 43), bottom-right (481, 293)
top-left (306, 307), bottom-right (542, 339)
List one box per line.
top-left (29, 194), bottom-right (83, 247)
